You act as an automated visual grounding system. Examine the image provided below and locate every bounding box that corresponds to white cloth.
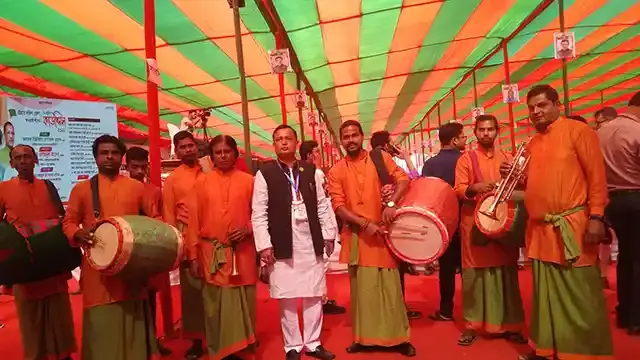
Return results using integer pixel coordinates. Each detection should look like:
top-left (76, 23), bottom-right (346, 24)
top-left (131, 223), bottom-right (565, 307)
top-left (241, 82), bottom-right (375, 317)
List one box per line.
top-left (279, 297), bottom-right (323, 353)
top-left (315, 169), bottom-right (345, 274)
top-left (252, 168), bottom-right (337, 299)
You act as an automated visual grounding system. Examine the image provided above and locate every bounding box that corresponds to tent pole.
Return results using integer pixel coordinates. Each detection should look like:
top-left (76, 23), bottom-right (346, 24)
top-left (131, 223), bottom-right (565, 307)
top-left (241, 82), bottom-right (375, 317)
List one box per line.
top-left (437, 103), bottom-right (442, 127)
top-left (559, 0), bottom-right (571, 117)
top-left (297, 75), bottom-right (305, 141)
top-left (276, 33), bottom-right (287, 124)
top-left (452, 89), bottom-right (457, 120)
top-left (502, 45), bottom-right (517, 155)
top-left (419, 118), bottom-right (425, 165)
top-left (472, 70), bottom-right (479, 108)
top-left (232, 0), bottom-right (253, 170)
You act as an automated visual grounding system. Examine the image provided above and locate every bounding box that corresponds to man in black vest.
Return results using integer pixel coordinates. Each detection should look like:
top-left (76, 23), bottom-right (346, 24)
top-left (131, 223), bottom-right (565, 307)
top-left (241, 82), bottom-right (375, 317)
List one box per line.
top-left (252, 125), bottom-right (337, 360)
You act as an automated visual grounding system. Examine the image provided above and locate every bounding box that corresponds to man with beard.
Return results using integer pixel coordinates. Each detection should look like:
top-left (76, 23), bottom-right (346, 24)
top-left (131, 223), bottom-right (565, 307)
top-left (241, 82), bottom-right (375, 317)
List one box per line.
top-left (0, 144), bottom-right (76, 360)
top-left (299, 140), bottom-right (346, 315)
top-left (187, 135), bottom-right (258, 360)
top-left (63, 135), bottom-right (161, 360)
top-left (252, 125), bottom-right (337, 360)
top-left (327, 120), bottom-right (415, 357)
top-left (162, 131), bottom-right (206, 359)
top-left (454, 115), bottom-right (526, 346)
top-left (421, 122), bottom-right (466, 323)
top-left (513, 84), bottom-right (612, 360)
top-left (125, 146), bottom-right (173, 357)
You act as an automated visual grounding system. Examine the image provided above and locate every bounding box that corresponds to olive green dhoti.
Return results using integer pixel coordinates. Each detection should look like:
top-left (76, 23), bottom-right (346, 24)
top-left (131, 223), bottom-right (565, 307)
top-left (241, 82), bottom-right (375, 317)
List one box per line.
top-left (348, 265), bottom-right (409, 346)
top-left (179, 262), bottom-right (206, 338)
top-left (14, 289), bottom-right (76, 360)
top-left (530, 260), bottom-right (613, 359)
top-left (462, 265), bottom-right (525, 333)
top-left (202, 283), bottom-right (257, 360)
top-left (81, 299), bottom-right (159, 360)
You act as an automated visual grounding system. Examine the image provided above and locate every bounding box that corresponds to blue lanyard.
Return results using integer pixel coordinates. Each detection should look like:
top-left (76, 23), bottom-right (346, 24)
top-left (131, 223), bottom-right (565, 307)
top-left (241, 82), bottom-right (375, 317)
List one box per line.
top-left (277, 162), bottom-right (300, 196)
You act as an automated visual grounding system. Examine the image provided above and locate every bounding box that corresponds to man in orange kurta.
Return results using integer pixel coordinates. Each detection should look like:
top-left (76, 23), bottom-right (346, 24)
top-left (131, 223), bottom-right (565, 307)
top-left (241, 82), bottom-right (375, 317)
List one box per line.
top-left (454, 115), bottom-right (526, 347)
top-left (125, 146), bottom-right (173, 357)
top-left (63, 135), bottom-right (161, 360)
top-left (162, 131), bottom-right (206, 358)
top-left (327, 120), bottom-right (415, 357)
top-left (186, 135), bottom-right (258, 360)
top-left (517, 85), bottom-right (613, 360)
top-left (0, 144), bottom-right (76, 360)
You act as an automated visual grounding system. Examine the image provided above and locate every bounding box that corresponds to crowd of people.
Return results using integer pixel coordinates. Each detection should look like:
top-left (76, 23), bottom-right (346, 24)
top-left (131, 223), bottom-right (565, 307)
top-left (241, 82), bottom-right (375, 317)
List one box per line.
top-left (0, 83), bottom-right (638, 360)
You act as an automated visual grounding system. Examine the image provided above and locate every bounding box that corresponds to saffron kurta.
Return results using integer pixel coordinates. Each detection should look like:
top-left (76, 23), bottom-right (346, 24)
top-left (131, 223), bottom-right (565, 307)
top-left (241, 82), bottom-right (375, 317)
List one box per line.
top-left (327, 150), bottom-right (410, 346)
top-left (525, 117), bottom-right (613, 359)
top-left (162, 163), bottom-right (206, 339)
top-left (187, 168), bottom-right (258, 360)
top-left (0, 178), bottom-right (76, 360)
top-left (454, 149), bottom-right (524, 334)
top-left (63, 174), bottom-right (160, 360)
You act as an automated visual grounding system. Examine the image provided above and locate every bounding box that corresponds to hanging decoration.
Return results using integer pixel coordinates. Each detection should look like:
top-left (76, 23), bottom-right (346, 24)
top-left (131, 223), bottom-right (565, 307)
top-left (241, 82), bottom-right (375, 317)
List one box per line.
top-left (294, 90), bottom-right (307, 109)
top-left (553, 32), bottom-right (576, 60)
top-left (502, 84), bottom-right (520, 104)
top-left (268, 49), bottom-right (293, 75)
top-left (471, 106), bottom-right (485, 119)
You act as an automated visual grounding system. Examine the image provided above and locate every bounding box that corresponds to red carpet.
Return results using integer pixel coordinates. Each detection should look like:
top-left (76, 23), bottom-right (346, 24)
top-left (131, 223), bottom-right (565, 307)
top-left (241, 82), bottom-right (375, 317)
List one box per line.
top-left (0, 268), bottom-right (637, 359)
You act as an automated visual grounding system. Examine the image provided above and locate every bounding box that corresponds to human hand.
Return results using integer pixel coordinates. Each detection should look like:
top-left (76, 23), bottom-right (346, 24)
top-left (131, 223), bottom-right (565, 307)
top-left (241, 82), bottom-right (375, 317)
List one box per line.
top-left (188, 259), bottom-right (203, 279)
top-left (499, 161), bottom-right (512, 178)
top-left (73, 229), bottom-right (95, 246)
top-left (585, 219), bottom-right (605, 245)
top-left (382, 206), bottom-right (397, 224)
top-left (363, 222), bottom-right (386, 238)
top-left (228, 227), bottom-right (251, 244)
top-left (324, 240), bottom-right (335, 256)
top-left (469, 182), bottom-right (496, 194)
top-left (260, 248), bottom-right (276, 266)
top-left (381, 184), bottom-right (395, 200)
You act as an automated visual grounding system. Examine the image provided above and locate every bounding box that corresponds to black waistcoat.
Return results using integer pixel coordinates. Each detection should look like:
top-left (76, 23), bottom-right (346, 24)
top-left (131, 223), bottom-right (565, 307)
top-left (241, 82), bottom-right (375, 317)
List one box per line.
top-left (259, 160), bottom-right (324, 260)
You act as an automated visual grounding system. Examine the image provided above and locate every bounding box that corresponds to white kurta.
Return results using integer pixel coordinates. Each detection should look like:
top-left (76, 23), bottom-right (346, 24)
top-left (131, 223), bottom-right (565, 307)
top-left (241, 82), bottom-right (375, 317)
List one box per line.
top-left (315, 169), bottom-right (345, 273)
top-left (252, 168), bottom-right (337, 299)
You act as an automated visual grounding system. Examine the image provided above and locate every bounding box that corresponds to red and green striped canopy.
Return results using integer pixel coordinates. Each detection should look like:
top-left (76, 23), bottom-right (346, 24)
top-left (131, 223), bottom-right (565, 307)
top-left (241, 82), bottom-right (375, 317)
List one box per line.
top-left (0, 0), bottom-right (638, 157)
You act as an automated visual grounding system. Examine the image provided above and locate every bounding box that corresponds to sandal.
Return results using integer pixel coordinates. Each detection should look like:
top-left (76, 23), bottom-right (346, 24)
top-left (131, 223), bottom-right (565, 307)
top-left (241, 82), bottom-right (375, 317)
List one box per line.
top-left (504, 332), bottom-right (528, 344)
top-left (406, 310), bottom-right (423, 320)
top-left (345, 343), bottom-right (365, 354)
top-left (428, 311), bottom-right (453, 322)
top-left (457, 332), bottom-right (477, 346)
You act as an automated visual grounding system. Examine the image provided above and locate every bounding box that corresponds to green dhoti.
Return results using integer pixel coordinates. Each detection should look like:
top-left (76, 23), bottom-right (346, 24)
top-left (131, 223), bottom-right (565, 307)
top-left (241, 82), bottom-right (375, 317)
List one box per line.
top-left (14, 290), bottom-right (76, 360)
top-left (530, 260), bottom-right (613, 359)
top-left (202, 284), bottom-right (257, 360)
top-left (349, 266), bottom-right (409, 346)
top-left (179, 261), bottom-right (206, 339)
top-left (82, 299), bottom-right (159, 360)
top-left (462, 265), bottom-right (525, 334)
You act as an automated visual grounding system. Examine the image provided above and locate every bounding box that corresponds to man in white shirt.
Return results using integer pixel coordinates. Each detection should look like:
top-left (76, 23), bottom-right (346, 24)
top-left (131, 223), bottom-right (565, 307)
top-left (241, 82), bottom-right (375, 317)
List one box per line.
top-left (252, 125), bottom-right (337, 360)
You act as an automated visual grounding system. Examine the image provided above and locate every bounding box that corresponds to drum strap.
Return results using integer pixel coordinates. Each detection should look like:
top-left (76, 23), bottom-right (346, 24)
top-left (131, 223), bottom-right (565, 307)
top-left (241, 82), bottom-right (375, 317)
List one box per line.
top-left (370, 147), bottom-right (394, 185)
top-left (90, 175), bottom-right (101, 219)
top-left (468, 151), bottom-right (483, 183)
top-left (44, 180), bottom-right (65, 217)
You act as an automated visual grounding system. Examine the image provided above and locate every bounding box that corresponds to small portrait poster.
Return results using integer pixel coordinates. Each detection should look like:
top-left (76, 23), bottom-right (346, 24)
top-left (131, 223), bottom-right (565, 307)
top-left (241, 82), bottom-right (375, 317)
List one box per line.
top-left (554, 32), bottom-right (576, 60)
top-left (268, 49), bottom-right (293, 74)
top-left (294, 90), bottom-right (307, 109)
top-left (502, 84), bottom-right (520, 104)
top-left (306, 110), bottom-right (318, 126)
top-left (471, 107), bottom-right (485, 119)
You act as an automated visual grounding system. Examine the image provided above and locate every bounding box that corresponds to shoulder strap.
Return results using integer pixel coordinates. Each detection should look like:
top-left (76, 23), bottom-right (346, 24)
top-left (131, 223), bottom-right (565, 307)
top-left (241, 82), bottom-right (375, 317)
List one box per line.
top-left (90, 175), bottom-right (100, 218)
top-left (44, 180), bottom-right (65, 217)
top-left (468, 151), bottom-right (483, 183)
top-left (371, 147), bottom-right (394, 185)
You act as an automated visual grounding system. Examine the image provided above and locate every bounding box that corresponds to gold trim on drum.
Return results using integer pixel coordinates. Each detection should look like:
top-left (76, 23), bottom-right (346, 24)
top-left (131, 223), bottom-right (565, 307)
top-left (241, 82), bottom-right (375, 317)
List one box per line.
top-left (87, 217), bottom-right (135, 275)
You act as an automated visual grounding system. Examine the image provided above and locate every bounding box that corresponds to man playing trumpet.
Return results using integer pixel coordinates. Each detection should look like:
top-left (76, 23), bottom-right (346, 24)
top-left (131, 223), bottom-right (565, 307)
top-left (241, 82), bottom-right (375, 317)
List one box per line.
top-left (454, 115), bottom-right (526, 346)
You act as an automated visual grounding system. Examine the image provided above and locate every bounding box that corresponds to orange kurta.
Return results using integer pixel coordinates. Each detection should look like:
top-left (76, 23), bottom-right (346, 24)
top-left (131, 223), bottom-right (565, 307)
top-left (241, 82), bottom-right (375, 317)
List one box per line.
top-left (0, 178), bottom-right (69, 299)
top-left (525, 117), bottom-right (608, 267)
top-left (327, 150), bottom-right (408, 269)
top-left (187, 168), bottom-right (257, 286)
top-left (62, 174), bottom-right (161, 308)
top-left (163, 163), bottom-right (204, 228)
top-left (454, 148), bottom-right (519, 269)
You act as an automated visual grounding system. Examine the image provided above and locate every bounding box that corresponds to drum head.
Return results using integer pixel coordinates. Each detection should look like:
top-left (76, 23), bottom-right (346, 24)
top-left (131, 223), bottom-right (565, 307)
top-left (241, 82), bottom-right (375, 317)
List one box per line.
top-left (475, 196), bottom-right (517, 237)
top-left (387, 208), bottom-right (449, 265)
top-left (88, 222), bottom-right (120, 270)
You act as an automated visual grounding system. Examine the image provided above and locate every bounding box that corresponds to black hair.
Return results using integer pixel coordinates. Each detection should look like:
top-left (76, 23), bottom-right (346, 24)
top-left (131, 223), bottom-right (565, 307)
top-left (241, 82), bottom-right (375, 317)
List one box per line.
top-left (299, 140), bottom-right (319, 161)
top-left (9, 144), bottom-right (37, 159)
top-left (474, 114), bottom-right (500, 131)
top-left (209, 135), bottom-right (239, 158)
top-left (92, 135), bottom-right (126, 158)
top-left (339, 120), bottom-right (363, 137)
top-left (568, 115), bottom-right (587, 123)
top-left (629, 91), bottom-right (640, 107)
top-left (272, 124), bottom-right (298, 140)
top-left (173, 130), bottom-right (196, 147)
top-left (370, 131), bottom-right (391, 149)
top-left (527, 84), bottom-right (560, 104)
top-left (125, 146), bottom-right (149, 163)
top-left (438, 122), bottom-right (464, 146)
top-left (594, 107), bottom-right (617, 120)
top-left (3, 121), bottom-right (13, 132)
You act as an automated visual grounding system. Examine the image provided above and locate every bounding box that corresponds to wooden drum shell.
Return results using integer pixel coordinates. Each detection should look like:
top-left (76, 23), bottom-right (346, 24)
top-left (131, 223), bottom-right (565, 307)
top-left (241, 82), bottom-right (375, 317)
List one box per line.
top-left (474, 194), bottom-right (527, 247)
top-left (87, 216), bottom-right (184, 281)
top-left (386, 177), bottom-right (459, 265)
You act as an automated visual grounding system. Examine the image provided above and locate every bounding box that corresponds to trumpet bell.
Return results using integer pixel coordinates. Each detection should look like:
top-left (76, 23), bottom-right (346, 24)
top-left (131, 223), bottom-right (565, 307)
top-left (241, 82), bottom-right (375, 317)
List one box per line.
top-left (475, 194), bottom-right (511, 235)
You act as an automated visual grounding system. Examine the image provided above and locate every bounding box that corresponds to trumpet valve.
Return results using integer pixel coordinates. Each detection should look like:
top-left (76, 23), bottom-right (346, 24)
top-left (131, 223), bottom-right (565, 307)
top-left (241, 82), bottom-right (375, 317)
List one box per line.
top-left (479, 208), bottom-right (500, 221)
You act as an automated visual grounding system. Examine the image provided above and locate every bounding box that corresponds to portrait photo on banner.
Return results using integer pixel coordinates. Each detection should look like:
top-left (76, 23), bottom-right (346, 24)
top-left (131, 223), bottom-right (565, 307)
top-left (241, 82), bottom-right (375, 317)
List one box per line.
top-left (471, 107), bottom-right (485, 119)
top-left (502, 84), bottom-right (520, 104)
top-left (553, 31), bottom-right (576, 60)
top-left (268, 48), bottom-right (293, 75)
top-left (294, 90), bottom-right (307, 109)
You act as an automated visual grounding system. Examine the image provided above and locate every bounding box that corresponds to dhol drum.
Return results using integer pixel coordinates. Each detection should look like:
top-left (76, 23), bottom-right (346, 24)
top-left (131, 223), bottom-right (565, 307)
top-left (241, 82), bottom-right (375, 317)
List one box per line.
top-left (87, 215), bottom-right (184, 281)
top-left (386, 177), bottom-right (459, 265)
top-left (0, 221), bottom-right (82, 286)
top-left (474, 191), bottom-right (527, 247)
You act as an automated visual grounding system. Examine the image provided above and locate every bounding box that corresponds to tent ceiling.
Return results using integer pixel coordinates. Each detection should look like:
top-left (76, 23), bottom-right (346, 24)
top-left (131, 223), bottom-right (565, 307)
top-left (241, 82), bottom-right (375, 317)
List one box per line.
top-left (0, 0), bottom-right (637, 157)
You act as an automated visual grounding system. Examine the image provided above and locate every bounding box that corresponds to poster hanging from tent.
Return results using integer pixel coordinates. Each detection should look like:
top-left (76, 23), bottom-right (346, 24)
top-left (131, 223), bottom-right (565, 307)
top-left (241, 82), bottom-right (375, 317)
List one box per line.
top-left (502, 84), bottom-right (520, 104)
top-left (471, 107), bottom-right (485, 119)
top-left (0, 96), bottom-right (118, 201)
top-left (294, 90), bottom-right (307, 109)
top-left (268, 49), bottom-right (293, 74)
top-left (553, 32), bottom-right (576, 60)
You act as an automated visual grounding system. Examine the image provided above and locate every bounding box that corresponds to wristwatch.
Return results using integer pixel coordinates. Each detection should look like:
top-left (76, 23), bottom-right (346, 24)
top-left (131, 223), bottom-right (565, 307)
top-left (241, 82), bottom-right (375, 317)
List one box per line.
top-left (386, 201), bottom-right (396, 208)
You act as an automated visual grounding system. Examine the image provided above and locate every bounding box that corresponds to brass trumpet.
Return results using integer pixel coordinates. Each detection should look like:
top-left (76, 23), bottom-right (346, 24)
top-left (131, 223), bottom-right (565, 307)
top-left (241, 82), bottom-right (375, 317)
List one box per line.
top-left (231, 246), bottom-right (239, 276)
top-left (479, 140), bottom-right (531, 220)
